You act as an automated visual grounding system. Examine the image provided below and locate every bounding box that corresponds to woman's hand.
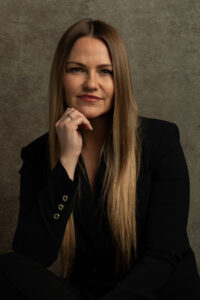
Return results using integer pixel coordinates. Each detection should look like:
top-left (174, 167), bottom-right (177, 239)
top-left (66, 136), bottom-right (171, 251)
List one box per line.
top-left (55, 107), bottom-right (93, 161)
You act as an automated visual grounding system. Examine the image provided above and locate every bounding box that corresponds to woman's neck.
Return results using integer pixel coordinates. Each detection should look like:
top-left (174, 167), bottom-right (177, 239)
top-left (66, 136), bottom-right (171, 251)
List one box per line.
top-left (81, 112), bottom-right (112, 153)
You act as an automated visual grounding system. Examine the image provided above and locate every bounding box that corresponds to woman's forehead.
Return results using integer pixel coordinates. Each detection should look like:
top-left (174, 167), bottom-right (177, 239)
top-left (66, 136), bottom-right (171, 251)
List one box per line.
top-left (67, 37), bottom-right (112, 65)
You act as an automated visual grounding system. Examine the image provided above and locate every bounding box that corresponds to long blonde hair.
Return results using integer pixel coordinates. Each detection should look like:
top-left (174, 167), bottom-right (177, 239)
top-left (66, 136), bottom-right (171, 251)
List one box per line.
top-left (48, 18), bottom-right (143, 278)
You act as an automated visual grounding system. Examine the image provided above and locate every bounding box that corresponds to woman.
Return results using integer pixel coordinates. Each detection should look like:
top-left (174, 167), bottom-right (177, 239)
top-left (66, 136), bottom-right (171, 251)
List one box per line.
top-left (0, 18), bottom-right (200, 300)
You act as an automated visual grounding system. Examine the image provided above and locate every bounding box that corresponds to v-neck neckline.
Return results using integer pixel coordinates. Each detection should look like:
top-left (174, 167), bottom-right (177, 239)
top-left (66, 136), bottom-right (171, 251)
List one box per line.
top-left (79, 153), bottom-right (104, 200)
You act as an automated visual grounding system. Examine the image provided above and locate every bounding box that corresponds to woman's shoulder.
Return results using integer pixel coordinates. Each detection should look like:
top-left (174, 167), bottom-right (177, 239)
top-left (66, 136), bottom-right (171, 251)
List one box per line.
top-left (20, 132), bottom-right (49, 162)
top-left (138, 115), bottom-right (181, 164)
top-left (138, 115), bottom-right (180, 141)
top-left (138, 115), bottom-right (179, 133)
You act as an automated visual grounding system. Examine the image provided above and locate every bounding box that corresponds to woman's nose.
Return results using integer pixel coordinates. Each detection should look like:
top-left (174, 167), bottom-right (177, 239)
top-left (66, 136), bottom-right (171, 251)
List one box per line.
top-left (83, 71), bottom-right (98, 90)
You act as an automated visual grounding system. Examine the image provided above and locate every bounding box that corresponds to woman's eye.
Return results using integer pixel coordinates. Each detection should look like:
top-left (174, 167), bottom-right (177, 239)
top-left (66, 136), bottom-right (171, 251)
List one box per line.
top-left (101, 69), bottom-right (113, 75)
top-left (68, 67), bottom-right (84, 72)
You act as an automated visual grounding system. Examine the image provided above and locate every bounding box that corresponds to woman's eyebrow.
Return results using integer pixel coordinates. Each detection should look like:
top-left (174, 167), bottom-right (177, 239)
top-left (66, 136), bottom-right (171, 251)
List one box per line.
top-left (66, 61), bottom-right (112, 68)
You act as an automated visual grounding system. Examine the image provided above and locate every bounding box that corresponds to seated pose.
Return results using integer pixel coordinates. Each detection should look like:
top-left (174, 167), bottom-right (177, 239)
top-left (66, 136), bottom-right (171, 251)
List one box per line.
top-left (0, 18), bottom-right (200, 300)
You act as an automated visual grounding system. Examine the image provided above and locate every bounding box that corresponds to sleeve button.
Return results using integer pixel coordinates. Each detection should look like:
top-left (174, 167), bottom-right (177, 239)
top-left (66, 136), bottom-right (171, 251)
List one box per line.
top-left (62, 195), bottom-right (68, 202)
top-left (58, 204), bottom-right (64, 211)
top-left (53, 213), bottom-right (60, 220)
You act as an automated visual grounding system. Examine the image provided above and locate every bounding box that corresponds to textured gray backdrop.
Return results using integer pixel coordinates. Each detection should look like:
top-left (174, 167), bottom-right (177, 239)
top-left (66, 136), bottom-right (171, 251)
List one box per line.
top-left (0, 0), bottom-right (200, 275)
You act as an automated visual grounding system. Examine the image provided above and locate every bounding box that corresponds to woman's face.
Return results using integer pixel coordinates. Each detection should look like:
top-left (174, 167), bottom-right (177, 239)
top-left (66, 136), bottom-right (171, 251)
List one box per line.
top-left (63, 36), bottom-right (114, 119)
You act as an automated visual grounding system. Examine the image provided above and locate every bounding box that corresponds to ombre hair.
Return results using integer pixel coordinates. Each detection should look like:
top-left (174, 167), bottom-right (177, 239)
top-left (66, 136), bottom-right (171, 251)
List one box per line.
top-left (48, 18), bottom-right (143, 278)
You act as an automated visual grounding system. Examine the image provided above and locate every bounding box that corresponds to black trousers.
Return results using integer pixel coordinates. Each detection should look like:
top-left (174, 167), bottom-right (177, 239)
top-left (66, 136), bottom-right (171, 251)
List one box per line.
top-left (0, 252), bottom-right (86, 300)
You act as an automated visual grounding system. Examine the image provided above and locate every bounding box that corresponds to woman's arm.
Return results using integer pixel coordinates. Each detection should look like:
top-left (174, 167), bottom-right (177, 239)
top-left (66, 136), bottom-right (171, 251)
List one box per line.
top-left (12, 137), bottom-right (79, 267)
top-left (100, 122), bottom-right (190, 300)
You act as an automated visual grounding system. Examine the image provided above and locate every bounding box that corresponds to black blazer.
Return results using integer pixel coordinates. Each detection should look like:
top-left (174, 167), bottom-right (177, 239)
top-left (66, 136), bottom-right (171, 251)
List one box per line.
top-left (12, 116), bottom-right (200, 300)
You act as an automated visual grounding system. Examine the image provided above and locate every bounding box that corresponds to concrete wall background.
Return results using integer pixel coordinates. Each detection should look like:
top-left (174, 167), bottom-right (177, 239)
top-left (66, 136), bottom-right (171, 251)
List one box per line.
top-left (0, 0), bottom-right (200, 275)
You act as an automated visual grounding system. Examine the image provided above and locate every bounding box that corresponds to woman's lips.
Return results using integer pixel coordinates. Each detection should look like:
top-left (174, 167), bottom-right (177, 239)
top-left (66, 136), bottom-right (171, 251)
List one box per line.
top-left (78, 96), bottom-right (101, 102)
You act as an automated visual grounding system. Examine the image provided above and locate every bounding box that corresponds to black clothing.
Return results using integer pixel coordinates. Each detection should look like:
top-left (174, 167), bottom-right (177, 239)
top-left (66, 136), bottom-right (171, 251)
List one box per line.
top-left (1, 116), bottom-right (200, 299)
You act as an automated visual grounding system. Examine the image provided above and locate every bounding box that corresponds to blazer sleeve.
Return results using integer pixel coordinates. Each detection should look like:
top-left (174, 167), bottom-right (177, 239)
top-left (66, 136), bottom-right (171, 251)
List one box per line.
top-left (12, 144), bottom-right (79, 267)
top-left (100, 122), bottom-right (190, 300)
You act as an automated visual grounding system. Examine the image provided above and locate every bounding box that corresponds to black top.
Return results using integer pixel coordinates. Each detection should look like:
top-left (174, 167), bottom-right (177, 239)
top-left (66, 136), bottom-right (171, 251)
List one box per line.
top-left (12, 116), bottom-right (200, 299)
